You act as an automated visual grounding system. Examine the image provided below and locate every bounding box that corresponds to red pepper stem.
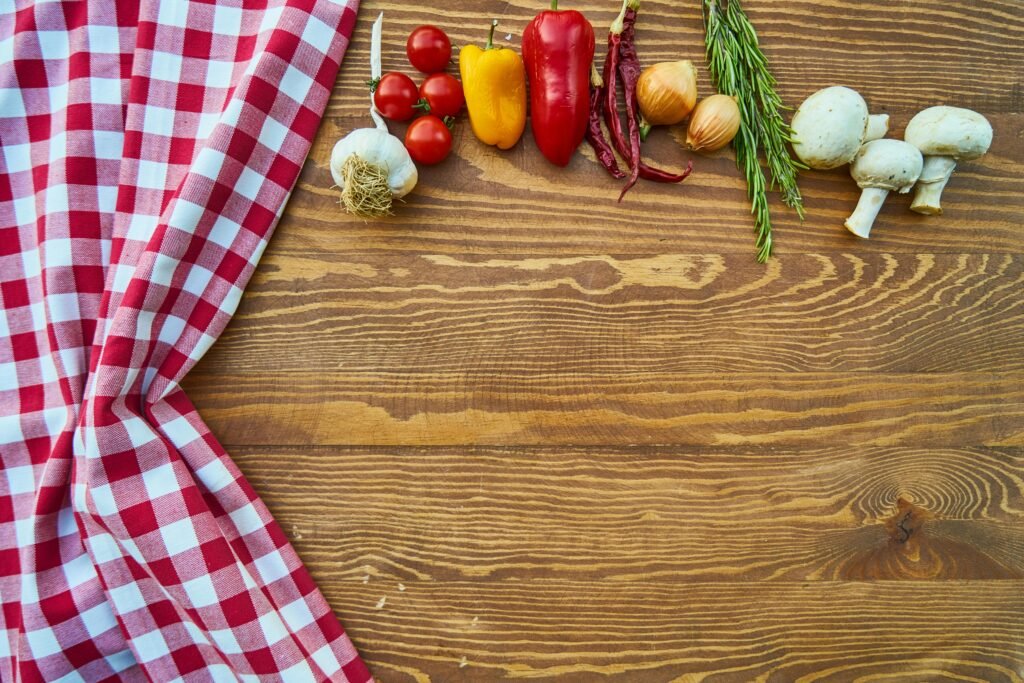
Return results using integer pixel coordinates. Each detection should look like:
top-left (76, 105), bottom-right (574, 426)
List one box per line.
top-left (551, 0), bottom-right (559, 9)
top-left (639, 115), bottom-right (652, 142)
top-left (610, 0), bottom-right (640, 35)
top-left (590, 62), bottom-right (603, 88)
top-left (485, 19), bottom-right (498, 50)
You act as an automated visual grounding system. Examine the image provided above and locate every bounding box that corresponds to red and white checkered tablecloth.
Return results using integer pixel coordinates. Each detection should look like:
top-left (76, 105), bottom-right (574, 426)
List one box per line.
top-left (0, 0), bottom-right (372, 679)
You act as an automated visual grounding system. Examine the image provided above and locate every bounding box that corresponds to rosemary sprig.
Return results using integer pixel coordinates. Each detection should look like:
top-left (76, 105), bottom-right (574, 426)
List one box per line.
top-left (702, 0), bottom-right (804, 262)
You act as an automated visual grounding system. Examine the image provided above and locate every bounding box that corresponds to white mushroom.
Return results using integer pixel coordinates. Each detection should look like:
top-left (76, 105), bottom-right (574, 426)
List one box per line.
top-left (845, 139), bottom-right (923, 239)
top-left (904, 106), bottom-right (993, 215)
top-left (791, 86), bottom-right (890, 170)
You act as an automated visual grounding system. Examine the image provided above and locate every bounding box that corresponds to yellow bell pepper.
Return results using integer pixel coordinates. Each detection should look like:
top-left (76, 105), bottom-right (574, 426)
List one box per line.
top-left (459, 21), bottom-right (527, 151)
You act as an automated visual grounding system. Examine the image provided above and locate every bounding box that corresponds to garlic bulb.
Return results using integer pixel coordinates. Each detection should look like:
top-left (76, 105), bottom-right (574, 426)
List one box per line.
top-left (331, 13), bottom-right (418, 218)
top-left (686, 94), bottom-right (741, 153)
top-left (637, 60), bottom-right (698, 127)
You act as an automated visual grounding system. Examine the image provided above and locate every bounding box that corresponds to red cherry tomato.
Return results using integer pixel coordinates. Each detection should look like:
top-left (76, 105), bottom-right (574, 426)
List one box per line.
top-left (418, 73), bottom-right (464, 117)
top-left (405, 115), bottom-right (452, 166)
top-left (406, 25), bottom-right (451, 74)
top-left (373, 72), bottom-right (418, 122)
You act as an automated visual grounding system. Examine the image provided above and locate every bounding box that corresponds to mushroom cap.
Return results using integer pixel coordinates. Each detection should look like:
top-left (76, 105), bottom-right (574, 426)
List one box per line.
top-left (850, 139), bottom-right (924, 193)
top-left (791, 86), bottom-right (869, 170)
top-left (904, 106), bottom-right (993, 161)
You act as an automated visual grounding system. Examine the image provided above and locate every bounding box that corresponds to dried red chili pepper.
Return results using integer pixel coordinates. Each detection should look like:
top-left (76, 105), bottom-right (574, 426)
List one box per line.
top-left (603, 0), bottom-right (692, 200)
top-left (586, 63), bottom-right (626, 179)
top-left (523, 0), bottom-right (596, 167)
top-left (601, 0), bottom-right (630, 168)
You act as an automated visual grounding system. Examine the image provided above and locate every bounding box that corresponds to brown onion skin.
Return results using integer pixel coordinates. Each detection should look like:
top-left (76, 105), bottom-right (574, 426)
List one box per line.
top-left (637, 60), bottom-right (698, 127)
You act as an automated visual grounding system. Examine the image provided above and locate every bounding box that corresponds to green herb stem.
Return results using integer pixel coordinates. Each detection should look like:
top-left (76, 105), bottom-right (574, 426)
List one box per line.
top-left (702, 0), bottom-right (804, 262)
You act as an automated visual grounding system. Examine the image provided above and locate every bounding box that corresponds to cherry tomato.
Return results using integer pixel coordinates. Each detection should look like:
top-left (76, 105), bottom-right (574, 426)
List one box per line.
top-left (373, 72), bottom-right (418, 122)
top-left (406, 25), bottom-right (451, 74)
top-left (418, 73), bottom-right (464, 117)
top-left (405, 115), bottom-right (452, 166)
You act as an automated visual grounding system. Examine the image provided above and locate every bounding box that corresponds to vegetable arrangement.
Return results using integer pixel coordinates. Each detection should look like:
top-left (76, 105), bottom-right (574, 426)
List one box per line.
top-left (331, 5), bottom-right (994, 262)
top-left (790, 87), bottom-right (993, 238)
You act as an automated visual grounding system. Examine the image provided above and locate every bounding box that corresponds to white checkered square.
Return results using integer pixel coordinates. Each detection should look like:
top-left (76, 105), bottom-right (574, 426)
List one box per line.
top-left (311, 644), bottom-right (342, 678)
top-left (156, 1), bottom-right (189, 28)
top-left (212, 5), bottom-right (242, 36)
top-left (194, 458), bottom-right (234, 494)
top-left (0, 415), bottom-right (26, 446)
top-left (182, 264), bottom-right (215, 297)
top-left (36, 31), bottom-right (71, 60)
top-left (280, 596), bottom-right (317, 632)
top-left (79, 602), bottom-right (119, 639)
top-left (158, 516), bottom-right (200, 556)
top-left (157, 315), bottom-right (187, 346)
top-left (108, 580), bottom-right (147, 615)
top-left (2, 141), bottom-right (32, 173)
top-left (5, 464), bottom-right (35, 495)
top-left (141, 462), bottom-right (178, 500)
top-left (205, 213), bottom-right (241, 250)
top-left (301, 15), bottom-right (335, 54)
top-left (279, 659), bottom-right (316, 682)
top-left (142, 105), bottom-right (177, 138)
top-left (228, 502), bottom-right (265, 536)
top-left (0, 87), bottom-right (27, 116)
top-left (11, 195), bottom-right (36, 226)
top-left (47, 292), bottom-right (81, 323)
top-left (136, 158), bottom-right (168, 190)
top-left (278, 64), bottom-right (315, 106)
top-left (160, 415), bottom-right (202, 450)
top-left (86, 24), bottom-right (121, 54)
top-left (25, 625), bottom-right (63, 658)
top-left (123, 415), bottom-right (158, 449)
top-left (93, 128), bottom-right (123, 159)
top-left (62, 552), bottom-right (98, 589)
top-left (253, 548), bottom-right (290, 585)
top-left (181, 573), bottom-right (219, 608)
top-left (131, 629), bottom-right (171, 664)
top-left (209, 628), bottom-right (243, 655)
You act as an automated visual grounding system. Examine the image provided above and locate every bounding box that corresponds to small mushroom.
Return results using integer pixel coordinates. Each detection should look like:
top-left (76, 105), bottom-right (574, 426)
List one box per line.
top-left (845, 139), bottom-right (923, 239)
top-left (791, 86), bottom-right (890, 170)
top-left (904, 106), bottom-right (993, 215)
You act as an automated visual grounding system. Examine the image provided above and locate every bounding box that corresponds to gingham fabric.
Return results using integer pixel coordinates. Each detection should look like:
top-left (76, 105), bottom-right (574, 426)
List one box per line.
top-left (0, 0), bottom-right (372, 680)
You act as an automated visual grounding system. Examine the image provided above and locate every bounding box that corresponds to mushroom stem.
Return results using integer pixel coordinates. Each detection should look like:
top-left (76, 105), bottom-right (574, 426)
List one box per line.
top-left (845, 187), bottom-right (890, 239)
top-left (910, 156), bottom-right (957, 215)
top-left (865, 114), bottom-right (890, 142)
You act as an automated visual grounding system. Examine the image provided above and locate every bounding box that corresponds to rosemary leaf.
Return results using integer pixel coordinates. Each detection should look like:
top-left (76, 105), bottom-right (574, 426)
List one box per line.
top-left (702, 0), bottom-right (805, 262)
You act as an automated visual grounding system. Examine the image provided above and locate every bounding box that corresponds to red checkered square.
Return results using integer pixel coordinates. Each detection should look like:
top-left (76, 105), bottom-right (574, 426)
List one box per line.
top-left (1, 0), bottom-right (370, 681)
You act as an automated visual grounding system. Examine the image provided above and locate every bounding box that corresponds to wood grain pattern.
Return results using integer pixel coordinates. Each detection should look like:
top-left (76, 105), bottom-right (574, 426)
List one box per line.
top-left (321, 580), bottom-right (1024, 682)
top-left (231, 446), bottom-right (1024, 582)
top-left (187, 0), bottom-right (1024, 678)
top-left (194, 252), bottom-right (1024, 374)
top-left (185, 371), bottom-right (1024, 446)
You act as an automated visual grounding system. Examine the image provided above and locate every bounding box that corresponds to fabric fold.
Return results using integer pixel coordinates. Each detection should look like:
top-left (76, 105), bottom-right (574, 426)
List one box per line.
top-left (1, 0), bottom-right (368, 680)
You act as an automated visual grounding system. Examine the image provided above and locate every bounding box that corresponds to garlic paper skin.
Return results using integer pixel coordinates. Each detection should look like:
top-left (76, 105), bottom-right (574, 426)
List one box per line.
top-left (686, 94), bottom-right (741, 152)
top-left (330, 128), bottom-right (417, 199)
top-left (637, 60), bottom-right (698, 128)
top-left (331, 13), bottom-right (418, 217)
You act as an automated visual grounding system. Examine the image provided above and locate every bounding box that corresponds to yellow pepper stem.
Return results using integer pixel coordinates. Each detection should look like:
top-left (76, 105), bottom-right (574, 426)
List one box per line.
top-left (486, 19), bottom-right (498, 50)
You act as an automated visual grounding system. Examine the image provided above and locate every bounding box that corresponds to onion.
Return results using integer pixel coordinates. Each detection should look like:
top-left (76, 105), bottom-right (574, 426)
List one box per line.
top-left (636, 60), bottom-right (698, 140)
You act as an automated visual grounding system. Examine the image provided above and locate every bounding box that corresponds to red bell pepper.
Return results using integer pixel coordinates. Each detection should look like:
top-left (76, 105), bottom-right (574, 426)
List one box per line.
top-left (522, 0), bottom-right (595, 167)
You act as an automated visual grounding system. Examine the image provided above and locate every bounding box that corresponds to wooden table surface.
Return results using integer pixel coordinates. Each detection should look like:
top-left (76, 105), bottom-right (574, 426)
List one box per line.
top-left (185, 1), bottom-right (1024, 680)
